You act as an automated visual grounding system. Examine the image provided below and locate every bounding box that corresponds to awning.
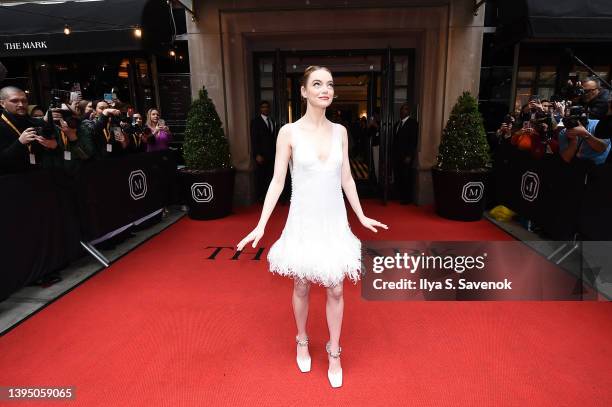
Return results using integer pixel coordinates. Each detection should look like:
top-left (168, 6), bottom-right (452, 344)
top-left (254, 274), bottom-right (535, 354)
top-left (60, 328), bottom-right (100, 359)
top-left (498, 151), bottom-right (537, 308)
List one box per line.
top-left (495, 0), bottom-right (612, 46)
top-left (0, 0), bottom-right (173, 57)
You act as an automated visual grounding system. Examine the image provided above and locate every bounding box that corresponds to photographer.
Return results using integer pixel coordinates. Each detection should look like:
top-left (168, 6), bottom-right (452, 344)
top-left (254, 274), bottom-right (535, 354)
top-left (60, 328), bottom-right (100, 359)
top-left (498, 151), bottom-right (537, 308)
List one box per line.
top-left (559, 106), bottom-right (610, 165)
top-left (495, 113), bottom-right (516, 144)
top-left (0, 86), bottom-right (58, 174)
top-left (91, 100), bottom-right (129, 159)
top-left (581, 77), bottom-right (610, 121)
top-left (593, 96), bottom-right (612, 164)
top-left (124, 112), bottom-right (150, 154)
top-left (49, 107), bottom-right (95, 175)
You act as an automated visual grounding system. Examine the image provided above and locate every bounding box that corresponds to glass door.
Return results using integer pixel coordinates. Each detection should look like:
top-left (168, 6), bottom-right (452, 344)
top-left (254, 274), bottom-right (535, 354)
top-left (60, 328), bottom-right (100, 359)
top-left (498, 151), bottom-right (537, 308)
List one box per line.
top-left (379, 47), bottom-right (394, 205)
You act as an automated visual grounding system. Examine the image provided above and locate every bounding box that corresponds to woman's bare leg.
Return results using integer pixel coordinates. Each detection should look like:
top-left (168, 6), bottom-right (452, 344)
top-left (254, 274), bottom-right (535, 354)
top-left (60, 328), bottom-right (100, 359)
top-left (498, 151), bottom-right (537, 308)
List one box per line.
top-left (325, 280), bottom-right (344, 373)
top-left (293, 278), bottom-right (311, 359)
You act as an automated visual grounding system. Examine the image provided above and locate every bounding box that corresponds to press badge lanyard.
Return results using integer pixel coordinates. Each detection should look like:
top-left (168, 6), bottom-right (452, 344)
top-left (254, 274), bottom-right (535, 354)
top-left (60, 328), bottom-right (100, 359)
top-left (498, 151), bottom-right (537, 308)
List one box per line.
top-left (1, 113), bottom-right (35, 164)
top-left (132, 133), bottom-right (141, 149)
top-left (102, 121), bottom-right (113, 152)
top-left (60, 130), bottom-right (72, 160)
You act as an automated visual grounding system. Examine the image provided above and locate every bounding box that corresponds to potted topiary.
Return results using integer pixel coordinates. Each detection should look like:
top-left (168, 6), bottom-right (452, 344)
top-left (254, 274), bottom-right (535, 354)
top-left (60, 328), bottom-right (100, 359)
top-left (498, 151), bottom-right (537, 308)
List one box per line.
top-left (432, 91), bottom-right (491, 221)
top-left (180, 86), bottom-right (235, 220)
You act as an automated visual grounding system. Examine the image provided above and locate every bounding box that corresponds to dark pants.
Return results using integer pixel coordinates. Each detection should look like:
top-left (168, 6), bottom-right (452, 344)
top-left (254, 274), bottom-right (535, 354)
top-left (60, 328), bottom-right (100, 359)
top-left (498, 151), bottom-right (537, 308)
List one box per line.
top-left (255, 161), bottom-right (274, 202)
top-left (393, 159), bottom-right (414, 202)
top-left (255, 160), bottom-right (291, 203)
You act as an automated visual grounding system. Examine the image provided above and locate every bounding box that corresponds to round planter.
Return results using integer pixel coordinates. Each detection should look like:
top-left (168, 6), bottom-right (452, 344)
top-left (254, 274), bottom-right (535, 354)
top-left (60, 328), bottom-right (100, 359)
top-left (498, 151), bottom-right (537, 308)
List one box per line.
top-left (180, 167), bottom-right (235, 220)
top-left (432, 167), bottom-right (490, 221)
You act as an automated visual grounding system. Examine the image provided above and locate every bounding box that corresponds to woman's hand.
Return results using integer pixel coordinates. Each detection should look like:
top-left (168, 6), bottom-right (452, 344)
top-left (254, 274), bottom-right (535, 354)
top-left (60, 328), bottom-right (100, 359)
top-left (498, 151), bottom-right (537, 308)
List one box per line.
top-left (236, 225), bottom-right (265, 251)
top-left (359, 215), bottom-right (388, 233)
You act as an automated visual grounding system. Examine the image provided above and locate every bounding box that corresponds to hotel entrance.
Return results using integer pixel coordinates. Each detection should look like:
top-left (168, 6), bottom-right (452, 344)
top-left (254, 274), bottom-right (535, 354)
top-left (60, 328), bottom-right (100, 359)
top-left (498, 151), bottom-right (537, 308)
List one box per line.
top-left (253, 49), bottom-right (416, 201)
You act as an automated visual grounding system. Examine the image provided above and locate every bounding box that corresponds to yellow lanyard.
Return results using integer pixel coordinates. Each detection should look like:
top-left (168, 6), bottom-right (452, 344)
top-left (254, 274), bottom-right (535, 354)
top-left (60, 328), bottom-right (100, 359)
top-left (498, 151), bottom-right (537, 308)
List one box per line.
top-left (132, 133), bottom-right (141, 148)
top-left (1, 114), bottom-right (32, 153)
top-left (103, 122), bottom-right (112, 143)
top-left (60, 130), bottom-right (68, 151)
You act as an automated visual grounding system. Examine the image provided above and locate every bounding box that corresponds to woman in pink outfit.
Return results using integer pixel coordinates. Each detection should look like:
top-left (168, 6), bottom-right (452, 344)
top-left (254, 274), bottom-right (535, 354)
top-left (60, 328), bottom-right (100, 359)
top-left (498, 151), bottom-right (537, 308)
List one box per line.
top-left (145, 108), bottom-right (171, 152)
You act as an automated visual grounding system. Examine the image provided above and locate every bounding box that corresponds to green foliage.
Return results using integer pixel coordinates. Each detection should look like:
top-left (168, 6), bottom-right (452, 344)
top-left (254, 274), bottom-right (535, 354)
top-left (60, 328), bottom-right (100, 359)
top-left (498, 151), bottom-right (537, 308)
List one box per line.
top-left (436, 91), bottom-right (491, 171)
top-left (183, 86), bottom-right (232, 170)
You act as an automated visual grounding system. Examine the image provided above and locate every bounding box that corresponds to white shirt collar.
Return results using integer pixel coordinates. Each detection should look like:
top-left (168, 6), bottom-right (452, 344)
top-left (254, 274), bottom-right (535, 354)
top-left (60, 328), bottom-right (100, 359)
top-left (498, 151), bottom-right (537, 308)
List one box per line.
top-left (261, 114), bottom-right (269, 122)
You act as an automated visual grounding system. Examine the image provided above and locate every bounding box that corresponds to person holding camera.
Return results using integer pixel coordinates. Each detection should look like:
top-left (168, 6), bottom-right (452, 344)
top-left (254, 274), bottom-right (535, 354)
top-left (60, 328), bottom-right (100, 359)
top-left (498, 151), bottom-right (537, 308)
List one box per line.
top-left (593, 96), bottom-right (612, 164)
top-left (124, 112), bottom-right (150, 154)
top-left (91, 100), bottom-right (129, 159)
top-left (580, 78), bottom-right (610, 121)
top-left (559, 106), bottom-right (610, 165)
top-left (496, 114), bottom-right (516, 144)
top-left (0, 86), bottom-right (58, 174)
top-left (145, 108), bottom-right (171, 152)
top-left (48, 107), bottom-right (96, 175)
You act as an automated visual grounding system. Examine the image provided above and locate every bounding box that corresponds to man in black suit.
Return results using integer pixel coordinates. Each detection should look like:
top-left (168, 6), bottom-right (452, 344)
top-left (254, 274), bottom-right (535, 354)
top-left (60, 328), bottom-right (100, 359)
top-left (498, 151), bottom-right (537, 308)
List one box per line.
top-left (251, 100), bottom-right (276, 203)
top-left (392, 103), bottom-right (418, 204)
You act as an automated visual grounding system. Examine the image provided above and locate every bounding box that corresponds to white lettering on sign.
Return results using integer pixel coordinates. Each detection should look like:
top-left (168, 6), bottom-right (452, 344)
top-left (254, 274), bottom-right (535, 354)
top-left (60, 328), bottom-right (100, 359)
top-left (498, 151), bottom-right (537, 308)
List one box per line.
top-left (4, 41), bottom-right (48, 51)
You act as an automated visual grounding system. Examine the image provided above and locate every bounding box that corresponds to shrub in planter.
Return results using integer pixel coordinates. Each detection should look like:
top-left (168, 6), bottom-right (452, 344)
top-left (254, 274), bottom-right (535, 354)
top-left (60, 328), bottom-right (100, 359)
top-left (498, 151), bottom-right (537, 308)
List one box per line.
top-left (181, 86), bottom-right (235, 220)
top-left (432, 91), bottom-right (491, 221)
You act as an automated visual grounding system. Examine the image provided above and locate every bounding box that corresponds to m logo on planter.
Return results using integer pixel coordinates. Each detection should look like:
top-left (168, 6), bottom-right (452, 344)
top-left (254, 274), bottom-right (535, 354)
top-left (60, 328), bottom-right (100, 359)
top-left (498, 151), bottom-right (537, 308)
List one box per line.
top-left (192, 182), bottom-right (214, 203)
top-left (462, 182), bottom-right (484, 203)
top-left (521, 171), bottom-right (539, 202)
top-left (129, 170), bottom-right (147, 200)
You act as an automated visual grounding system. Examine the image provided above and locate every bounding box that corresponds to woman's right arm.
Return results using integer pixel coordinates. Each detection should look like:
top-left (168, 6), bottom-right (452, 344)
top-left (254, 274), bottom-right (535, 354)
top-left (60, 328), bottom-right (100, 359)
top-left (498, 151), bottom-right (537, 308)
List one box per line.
top-left (236, 124), bottom-right (291, 250)
top-left (256, 124), bottom-right (291, 229)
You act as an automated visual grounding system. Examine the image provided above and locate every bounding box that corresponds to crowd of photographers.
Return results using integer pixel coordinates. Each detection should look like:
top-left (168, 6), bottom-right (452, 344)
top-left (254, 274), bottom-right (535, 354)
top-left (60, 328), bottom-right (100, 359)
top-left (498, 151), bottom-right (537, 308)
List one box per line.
top-left (495, 77), bottom-right (612, 166)
top-left (0, 86), bottom-right (171, 177)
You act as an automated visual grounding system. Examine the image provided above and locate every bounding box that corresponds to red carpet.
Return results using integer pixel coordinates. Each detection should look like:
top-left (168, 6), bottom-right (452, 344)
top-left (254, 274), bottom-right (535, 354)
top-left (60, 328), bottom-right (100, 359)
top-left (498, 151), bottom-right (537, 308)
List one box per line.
top-left (0, 200), bottom-right (610, 406)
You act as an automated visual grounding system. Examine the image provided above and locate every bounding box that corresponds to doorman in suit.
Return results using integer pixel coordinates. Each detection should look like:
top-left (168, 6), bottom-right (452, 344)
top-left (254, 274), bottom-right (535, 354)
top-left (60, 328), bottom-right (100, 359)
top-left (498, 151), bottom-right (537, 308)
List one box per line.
top-left (251, 100), bottom-right (277, 203)
top-left (392, 103), bottom-right (418, 204)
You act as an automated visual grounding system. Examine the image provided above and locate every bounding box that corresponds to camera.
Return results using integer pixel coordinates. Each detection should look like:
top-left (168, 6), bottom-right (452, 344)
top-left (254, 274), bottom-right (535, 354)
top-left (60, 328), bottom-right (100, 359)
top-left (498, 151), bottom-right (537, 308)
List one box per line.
top-left (563, 106), bottom-right (588, 129)
top-left (557, 83), bottom-right (585, 101)
top-left (30, 111), bottom-right (56, 139)
top-left (119, 119), bottom-right (154, 144)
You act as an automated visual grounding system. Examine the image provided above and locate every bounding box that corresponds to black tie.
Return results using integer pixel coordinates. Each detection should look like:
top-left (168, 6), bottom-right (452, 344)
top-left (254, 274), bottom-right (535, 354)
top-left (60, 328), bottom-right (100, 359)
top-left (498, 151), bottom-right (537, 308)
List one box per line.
top-left (266, 117), bottom-right (271, 132)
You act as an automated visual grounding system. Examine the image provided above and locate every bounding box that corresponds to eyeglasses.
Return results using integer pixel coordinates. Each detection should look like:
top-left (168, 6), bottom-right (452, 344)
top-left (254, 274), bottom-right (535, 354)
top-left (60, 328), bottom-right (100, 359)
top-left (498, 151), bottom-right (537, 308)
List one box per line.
top-left (583, 88), bottom-right (598, 94)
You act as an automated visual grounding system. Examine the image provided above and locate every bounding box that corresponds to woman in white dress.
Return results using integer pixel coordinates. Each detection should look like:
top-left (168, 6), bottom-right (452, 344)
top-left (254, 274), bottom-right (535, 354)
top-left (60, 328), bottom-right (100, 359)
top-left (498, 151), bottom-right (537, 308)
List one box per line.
top-left (236, 66), bottom-right (388, 388)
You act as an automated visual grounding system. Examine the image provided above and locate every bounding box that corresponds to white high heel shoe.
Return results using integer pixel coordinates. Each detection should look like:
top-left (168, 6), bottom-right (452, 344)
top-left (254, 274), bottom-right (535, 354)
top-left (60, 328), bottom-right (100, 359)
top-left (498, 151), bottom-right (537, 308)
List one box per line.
top-left (296, 335), bottom-right (311, 373)
top-left (326, 341), bottom-right (342, 388)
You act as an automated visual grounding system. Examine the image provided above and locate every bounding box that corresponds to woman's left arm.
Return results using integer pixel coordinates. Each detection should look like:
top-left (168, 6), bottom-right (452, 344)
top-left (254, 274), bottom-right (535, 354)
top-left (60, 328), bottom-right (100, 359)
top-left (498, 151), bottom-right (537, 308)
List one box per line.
top-left (340, 125), bottom-right (388, 233)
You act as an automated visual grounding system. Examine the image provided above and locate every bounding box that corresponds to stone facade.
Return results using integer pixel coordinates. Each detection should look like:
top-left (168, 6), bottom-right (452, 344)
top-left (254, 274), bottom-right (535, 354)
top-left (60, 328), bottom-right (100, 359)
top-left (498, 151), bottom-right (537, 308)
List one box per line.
top-left (185, 0), bottom-right (485, 206)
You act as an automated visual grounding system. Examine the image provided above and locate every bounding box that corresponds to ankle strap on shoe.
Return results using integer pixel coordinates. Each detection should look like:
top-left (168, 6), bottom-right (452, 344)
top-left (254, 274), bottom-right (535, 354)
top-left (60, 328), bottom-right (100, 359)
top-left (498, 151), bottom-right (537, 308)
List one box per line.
top-left (326, 341), bottom-right (342, 358)
top-left (296, 335), bottom-right (309, 346)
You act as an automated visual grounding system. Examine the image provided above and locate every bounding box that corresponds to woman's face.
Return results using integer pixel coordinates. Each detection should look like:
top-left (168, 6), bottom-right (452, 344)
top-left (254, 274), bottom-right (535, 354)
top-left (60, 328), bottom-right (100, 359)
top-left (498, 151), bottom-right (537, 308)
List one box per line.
top-left (133, 113), bottom-right (143, 126)
top-left (85, 102), bottom-right (93, 114)
top-left (301, 69), bottom-right (334, 109)
top-left (150, 110), bottom-right (159, 123)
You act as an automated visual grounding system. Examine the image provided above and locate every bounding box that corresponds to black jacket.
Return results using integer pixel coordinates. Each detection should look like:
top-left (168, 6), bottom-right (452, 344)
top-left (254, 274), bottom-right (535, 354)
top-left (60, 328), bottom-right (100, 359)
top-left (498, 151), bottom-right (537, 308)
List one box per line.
top-left (392, 117), bottom-right (418, 164)
top-left (0, 110), bottom-right (51, 174)
top-left (250, 115), bottom-right (276, 162)
top-left (586, 88), bottom-right (610, 121)
top-left (92, 115), bottom-right (126, 159)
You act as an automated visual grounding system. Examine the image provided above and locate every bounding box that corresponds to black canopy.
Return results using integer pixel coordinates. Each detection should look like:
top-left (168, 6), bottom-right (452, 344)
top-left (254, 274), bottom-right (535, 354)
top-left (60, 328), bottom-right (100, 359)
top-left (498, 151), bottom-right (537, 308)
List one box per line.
top-left (0, 0), bottom-right (173, 57)
top-left (495, 0), bottom-right (612, 46)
